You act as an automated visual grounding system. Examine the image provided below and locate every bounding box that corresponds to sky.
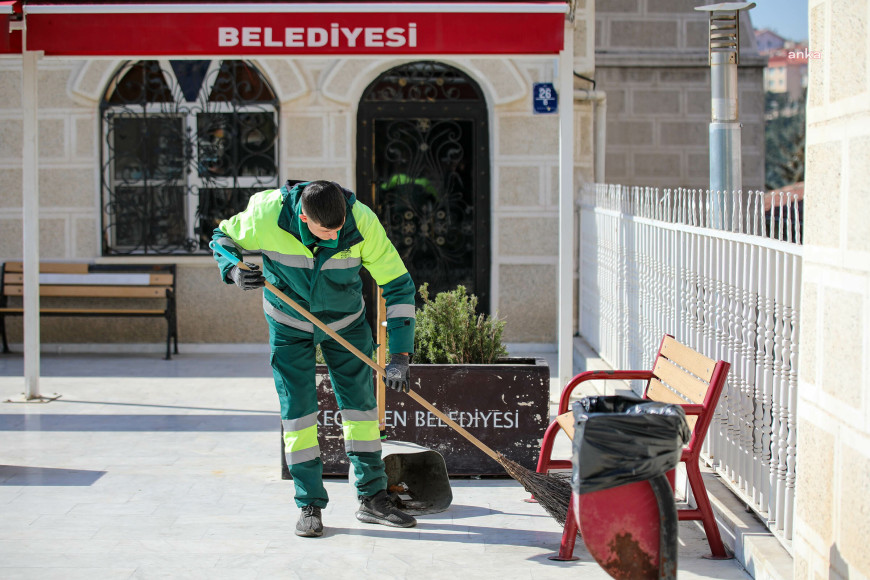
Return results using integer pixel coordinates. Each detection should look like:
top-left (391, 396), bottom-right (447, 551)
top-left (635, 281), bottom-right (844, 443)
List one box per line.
top-left (747, 0), bottom-right (810, 42)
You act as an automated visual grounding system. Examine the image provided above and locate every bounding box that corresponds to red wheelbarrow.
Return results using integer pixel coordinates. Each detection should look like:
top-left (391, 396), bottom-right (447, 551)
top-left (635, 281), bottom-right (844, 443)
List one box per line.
top-left (545, 395), bottom-right (691, 580)
top-left (553, 474), bottom-right (678, 580)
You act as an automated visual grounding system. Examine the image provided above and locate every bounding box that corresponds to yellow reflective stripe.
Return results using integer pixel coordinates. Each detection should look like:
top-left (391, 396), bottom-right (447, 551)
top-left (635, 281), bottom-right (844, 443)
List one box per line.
top-left (354, 203), bottom-right (409, 286)
top-left (218, 189), bottom-right (282, 251)
top-left (342, 419), bottom-right (380, 443)
top-left (284, 424), bottom-right (318, 452)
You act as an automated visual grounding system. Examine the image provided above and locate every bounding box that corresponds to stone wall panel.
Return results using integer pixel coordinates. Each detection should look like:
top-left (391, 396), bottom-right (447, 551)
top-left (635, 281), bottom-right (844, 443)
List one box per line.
top-left (499, 264), bottom-right (557, 342)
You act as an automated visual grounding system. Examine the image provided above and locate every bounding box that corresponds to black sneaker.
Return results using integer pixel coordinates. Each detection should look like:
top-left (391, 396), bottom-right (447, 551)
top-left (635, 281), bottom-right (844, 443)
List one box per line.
top-left (295, 505), bottom-right (323, 537)
top-left (355, 490), bottom-right (417, 528)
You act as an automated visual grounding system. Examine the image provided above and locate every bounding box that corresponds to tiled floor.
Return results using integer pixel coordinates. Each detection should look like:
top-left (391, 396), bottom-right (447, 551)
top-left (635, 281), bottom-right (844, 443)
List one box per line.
top-left (0, 353), bottom-right (751, 579)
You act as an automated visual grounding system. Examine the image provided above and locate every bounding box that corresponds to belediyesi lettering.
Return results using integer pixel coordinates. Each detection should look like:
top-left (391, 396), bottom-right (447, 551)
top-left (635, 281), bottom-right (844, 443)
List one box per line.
top-left (219, 24), bottom-right (417, 48)
top-left (319, 409), bottom-right (521, 429)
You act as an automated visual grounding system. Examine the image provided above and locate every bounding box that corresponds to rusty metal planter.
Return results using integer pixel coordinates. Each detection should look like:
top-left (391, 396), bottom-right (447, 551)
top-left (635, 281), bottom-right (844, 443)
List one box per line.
top-left (281, 357), bottom-right (550, 477)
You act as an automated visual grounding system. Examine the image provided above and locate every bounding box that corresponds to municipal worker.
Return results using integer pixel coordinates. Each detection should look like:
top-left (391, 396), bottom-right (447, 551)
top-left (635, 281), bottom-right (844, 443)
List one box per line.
top-left (211, 180), bottom-right (417, 538)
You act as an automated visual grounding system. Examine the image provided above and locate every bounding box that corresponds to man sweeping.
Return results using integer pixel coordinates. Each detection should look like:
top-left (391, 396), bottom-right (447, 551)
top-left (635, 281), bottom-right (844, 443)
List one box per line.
top-left (211, 180), bottom-right (417, 537)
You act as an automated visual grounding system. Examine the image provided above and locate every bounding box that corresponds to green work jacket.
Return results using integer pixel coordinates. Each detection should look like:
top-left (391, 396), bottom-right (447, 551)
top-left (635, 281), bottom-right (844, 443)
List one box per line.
top-left (212, 181), bottom-right (416, 354)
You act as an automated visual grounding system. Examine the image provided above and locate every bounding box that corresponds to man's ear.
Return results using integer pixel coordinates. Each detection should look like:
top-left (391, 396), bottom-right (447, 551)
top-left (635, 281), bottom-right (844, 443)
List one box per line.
top-left (299, 213), bottom-right (309, 223)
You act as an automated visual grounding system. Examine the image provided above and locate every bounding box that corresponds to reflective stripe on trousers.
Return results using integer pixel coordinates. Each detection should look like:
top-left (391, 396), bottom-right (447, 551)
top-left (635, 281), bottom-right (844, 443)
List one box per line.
top-left (282, 413), bottom-right (320, 465)
top-left (268, 312), bottom-right (386, 507)
top-left (340, 408), bottom-right (381, 453)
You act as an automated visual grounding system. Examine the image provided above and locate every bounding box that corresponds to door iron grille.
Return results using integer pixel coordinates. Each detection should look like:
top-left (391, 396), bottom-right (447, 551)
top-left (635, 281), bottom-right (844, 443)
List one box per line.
top-left (357, 61), bottom-right (491, 313)
top-left (100, 60), bottom-right (279, 255)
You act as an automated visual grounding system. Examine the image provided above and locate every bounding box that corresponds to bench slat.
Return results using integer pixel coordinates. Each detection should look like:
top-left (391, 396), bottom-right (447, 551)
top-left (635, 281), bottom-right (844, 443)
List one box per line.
top-left (149, 273), bottom-right (174, 285)
top-left (646, 378), bottom-right (698, 431)
top-left (4, 285), bottom-right (171, 298)
top-left (4, 262), bottom-right (90, 274)
top-left (652, 356), bottom-right (709, 404)
top-left (41, 273), bottom-right (155, 286)
top-left (4, 272), bottom-right (174, 286)
top-left (556, 411), bottom-right (575, 440)
top-left (0, 307), bottom-right (166, 315)
top-left (660, 335), bottom-right (716, 382)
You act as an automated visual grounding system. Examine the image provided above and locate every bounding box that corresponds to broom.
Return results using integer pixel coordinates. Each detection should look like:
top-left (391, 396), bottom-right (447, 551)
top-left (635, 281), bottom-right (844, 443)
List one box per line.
top-left (211, 242), bottom-right (573, 526)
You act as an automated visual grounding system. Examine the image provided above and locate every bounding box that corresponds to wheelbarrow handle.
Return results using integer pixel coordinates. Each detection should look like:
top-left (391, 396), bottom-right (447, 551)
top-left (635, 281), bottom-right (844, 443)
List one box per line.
top-left (210, 239), bottom-right (501, 463)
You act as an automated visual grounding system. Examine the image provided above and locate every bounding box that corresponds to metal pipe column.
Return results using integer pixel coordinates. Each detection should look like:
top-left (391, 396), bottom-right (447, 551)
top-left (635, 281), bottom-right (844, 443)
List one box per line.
top-left (21, 35), bottom-right (42, 399)
top-left (558, 19), bottom-right (575, 387)
top-left (696, 2), bottom-right (755, 231)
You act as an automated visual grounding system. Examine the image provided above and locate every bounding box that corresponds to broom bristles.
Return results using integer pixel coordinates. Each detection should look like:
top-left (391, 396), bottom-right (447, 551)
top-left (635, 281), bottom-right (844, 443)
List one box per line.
top-left (497, 453), bottom-right (572, 527)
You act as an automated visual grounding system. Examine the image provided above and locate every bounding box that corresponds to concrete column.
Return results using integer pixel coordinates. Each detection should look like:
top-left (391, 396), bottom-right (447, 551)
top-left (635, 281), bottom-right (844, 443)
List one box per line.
top-left (22, 48), bottom-right (41, 400)
top-left (558, 19), bottom-right (575, 386)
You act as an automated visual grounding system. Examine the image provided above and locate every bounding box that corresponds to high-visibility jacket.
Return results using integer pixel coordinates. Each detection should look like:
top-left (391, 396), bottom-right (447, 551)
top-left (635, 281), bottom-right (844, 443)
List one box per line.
top-left (212, 181), bottom-right (416, 354)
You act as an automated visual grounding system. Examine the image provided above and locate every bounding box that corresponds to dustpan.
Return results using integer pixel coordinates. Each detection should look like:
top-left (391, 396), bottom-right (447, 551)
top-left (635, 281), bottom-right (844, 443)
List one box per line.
top-left (371, 289), bottom-right (452, 515)
top-left (381, 440), bottom-right (452, 514)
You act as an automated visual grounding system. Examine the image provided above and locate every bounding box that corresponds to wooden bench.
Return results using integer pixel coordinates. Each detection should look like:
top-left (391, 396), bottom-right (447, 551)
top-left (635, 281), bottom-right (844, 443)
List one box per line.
top-left (0, 262), bottom-right (178, 359)
top-left (536, 334), bottom-right (731, 559)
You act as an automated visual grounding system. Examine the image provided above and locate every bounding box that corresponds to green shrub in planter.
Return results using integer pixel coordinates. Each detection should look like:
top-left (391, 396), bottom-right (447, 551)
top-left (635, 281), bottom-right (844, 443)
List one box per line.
top-left (413, 283), bottom-right (508, 364)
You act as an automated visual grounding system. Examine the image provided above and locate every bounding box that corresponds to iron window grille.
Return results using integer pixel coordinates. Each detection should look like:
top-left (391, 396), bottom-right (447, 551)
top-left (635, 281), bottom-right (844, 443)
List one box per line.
top-left (100, 59), bottom-right (279, 255)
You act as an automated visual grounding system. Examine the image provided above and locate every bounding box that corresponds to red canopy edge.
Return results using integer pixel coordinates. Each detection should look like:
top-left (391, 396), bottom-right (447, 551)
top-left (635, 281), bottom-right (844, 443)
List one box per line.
top-left (24, 1), bottom-right (568, 13)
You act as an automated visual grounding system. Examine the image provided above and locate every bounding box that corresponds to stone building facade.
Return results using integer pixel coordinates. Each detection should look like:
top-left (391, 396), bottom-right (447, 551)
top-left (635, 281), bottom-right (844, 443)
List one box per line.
top-left (0, 4), bottom-right (596, 349)
top-left (594, 0), bottom-right (766, 190)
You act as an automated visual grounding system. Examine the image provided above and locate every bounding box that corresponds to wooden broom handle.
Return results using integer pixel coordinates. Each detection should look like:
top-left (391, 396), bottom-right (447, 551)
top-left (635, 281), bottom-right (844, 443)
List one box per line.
top-left (376, 289), bottom-right (387, 431)
top-left (270, 276), bottom-right (499, 461)
top-left (217, 248), bottom-right (501, 462)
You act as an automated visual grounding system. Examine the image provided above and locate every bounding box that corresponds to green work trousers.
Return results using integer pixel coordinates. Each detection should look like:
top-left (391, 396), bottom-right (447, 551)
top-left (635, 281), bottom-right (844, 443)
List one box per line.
top-left (268, 312), bottom-right (386, 509)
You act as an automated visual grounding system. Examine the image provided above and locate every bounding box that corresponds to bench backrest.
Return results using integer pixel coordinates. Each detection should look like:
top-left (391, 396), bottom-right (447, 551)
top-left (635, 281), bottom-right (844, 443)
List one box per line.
top-left (644, 335), bottom-right (730, 452)
top-left (1, 262), bottom-right (175, 299)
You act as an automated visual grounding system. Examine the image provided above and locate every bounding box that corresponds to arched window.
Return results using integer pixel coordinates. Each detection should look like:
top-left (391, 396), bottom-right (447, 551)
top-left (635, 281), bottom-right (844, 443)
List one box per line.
top-left (100, 60), bottom-right (279, 255)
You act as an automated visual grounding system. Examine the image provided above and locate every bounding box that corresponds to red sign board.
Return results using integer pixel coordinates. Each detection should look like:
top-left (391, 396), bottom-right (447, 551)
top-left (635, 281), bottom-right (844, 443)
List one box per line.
top-left (22, 3), bottom-right (566, 56)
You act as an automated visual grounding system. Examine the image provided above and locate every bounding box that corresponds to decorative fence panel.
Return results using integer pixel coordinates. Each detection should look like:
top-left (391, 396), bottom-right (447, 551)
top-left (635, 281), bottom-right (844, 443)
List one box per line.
top-left (578, 183), bottom-right (802, 546)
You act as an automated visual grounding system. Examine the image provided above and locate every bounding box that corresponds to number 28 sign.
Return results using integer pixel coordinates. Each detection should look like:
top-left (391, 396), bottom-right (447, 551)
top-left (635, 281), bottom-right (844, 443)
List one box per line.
top-left (533, 82), bottom-right (558, 114)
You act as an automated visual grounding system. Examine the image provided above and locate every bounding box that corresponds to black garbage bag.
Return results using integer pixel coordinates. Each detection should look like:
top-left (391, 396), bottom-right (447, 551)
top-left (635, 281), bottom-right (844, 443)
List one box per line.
top-left (571, 395), bottom-right (691, 495)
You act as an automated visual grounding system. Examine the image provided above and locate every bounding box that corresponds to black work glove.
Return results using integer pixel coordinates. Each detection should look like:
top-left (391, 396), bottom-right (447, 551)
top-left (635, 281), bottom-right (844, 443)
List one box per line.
top-left (384, 353), bottom-right (410, 393)
top-left (228, 262), bottom-right (265, 291)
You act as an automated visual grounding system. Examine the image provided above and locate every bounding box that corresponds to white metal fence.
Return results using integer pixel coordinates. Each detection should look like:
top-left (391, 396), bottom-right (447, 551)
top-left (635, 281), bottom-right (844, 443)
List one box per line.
top-left (578, 183), bottom-right (802, 547)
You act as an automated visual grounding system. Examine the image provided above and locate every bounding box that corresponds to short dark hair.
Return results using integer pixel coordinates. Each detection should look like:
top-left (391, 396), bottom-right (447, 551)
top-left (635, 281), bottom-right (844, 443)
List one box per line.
top-left (300, 181), bottom-right (346, 230)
